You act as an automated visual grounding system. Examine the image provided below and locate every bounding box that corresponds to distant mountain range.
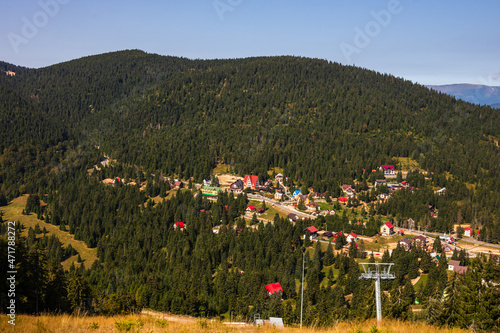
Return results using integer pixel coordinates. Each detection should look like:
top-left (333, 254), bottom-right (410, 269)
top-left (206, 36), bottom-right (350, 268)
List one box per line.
top-left (426, 84), bottom-right (500, 108)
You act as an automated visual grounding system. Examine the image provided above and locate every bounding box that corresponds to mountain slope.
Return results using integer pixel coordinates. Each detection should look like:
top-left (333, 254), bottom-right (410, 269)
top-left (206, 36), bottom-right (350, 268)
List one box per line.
top-left (427, 84), bottom-right (500, 107)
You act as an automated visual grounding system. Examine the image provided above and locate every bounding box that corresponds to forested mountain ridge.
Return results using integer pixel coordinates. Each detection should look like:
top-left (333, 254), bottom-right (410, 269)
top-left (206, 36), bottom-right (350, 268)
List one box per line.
top-left (1, 49), bottom-right (499, 234)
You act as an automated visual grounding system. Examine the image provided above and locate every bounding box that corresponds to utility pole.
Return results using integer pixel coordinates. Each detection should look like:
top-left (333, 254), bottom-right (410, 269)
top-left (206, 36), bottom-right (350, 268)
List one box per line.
top-left (359, 263), bottom-right (395, 322)
top-left (300, 247), bottom-right (306, 328)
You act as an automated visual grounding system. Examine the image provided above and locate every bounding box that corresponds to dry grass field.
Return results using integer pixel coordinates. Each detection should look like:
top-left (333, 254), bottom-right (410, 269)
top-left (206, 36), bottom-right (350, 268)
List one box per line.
top-left (0, 195), bottom-right (98, 270)
top-left (0, 312), bottom-right (470, 333)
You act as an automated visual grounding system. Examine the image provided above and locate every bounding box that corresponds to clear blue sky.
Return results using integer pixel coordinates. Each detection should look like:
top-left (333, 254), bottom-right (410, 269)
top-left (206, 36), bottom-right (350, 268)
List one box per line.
top-left (1, 0), bottom-right (499, 85)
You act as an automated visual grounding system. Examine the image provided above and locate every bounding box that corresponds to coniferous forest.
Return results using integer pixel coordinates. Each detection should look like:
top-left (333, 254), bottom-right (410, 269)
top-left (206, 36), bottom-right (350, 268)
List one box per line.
top-left (1, 50), bottom-right (499, 330)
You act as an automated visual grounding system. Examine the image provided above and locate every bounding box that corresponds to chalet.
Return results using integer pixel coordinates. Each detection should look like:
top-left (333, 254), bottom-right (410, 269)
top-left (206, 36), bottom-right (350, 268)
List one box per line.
top-left (399, 238), bottom-right (412, 250)
top-left (380, 165), bottom-right (396, 177)
top-left (174, 181), bottom-right (183, 189)
top-left (442, 244), bottom-right (454, 255)
top-left (243, 175), bottom-right (259, 189)
top-left (347, 232), bottom-right (358, 243)
top-left (464, 227), bottom-right (473, 237)
top-left (292, 190), bottom-right (303, 199)
top-left (380, 222), bottom-right (394, 236)
top-left (246, 205), bottom-right (257, 212)
top-left (229, 179), bottom-right (244, 194)
top-left (413, 235), bottom-right (427, 247)
top-left (203, 178), bottom-right (212, 186)
top-left (201, 186), bottom-right (222, 197)
top-left (375, 179), bottom-right (387, 187)
top-left (338, 196), bottom-right (348, 204)
top-left (274, 192), bottom-right (283, 200)
top-left (173, 222), bottom-right (185, 230)
top-left (265, 282), bottom-right (283, 297)
top-left (288, 213), bottom-right (300, 222)
top-left (257, 208), bottom-right (265, 214)
top-left (400, 181), bottom-right (410, 189)
top-left (304, 226), bottom-right (318, 240)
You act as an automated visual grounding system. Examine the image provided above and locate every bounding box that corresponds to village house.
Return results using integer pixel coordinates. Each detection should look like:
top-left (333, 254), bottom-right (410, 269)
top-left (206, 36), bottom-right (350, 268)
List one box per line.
top-left (374, 179), bottom-right (387, 187)
top-left (380, 165), bottom-right (396, 177)
top-left (174, 181), bottom-right (183, 189)
top-left (378, 193), bottom-right (390, 201)
top-left (297, 194), bottom-right (310, 205)
top-left (448, 260), bottom-right (468, 274)
top-left (399, 238), bottom-right (412, 251)
top-left (304, 226), bottom-right (318, 240)
top-left (413, 235), bottom-right (427, 247)
top-left (229, 179), bottom-right (244, 194)
top-left (201, 186), bottom-right (222, 197)
top-left (306, 202), bottom-right (320, 211)
top-left (292, 190), bottom-right (303, 199)
top-left (464, 227), bottom-right (473, 237)
top-left (263, 180), bottom-right (273, 187)
top-left (380, 222), bottom-right (394, 236)
top-left (265, 282), bottom-right (283, 297)
top-left (400, 181), bottom-right (410, 189)
top-left (275, 173), bottom-right (284, 183)
top-left (274, 191), bottom-right (283, 200)
top-left (203, 178), bottom-right (212, 186)
top-left (347, 232), bottom-right (358, 243)
top-left (173, 222), bottom-right (185, 230)
top-left (338, 196), bottom-right (348, 205)
top-left (288, 213), bottom-right (300, 222)
top-left (243, 175), bottom-right (259, 189)
top-left (246, 205), bottom-right (257, 212)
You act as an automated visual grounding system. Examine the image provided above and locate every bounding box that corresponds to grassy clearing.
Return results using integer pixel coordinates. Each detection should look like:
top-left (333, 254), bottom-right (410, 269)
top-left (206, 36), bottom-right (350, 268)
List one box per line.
top-left (363, 234), bottom-right (403, 252)
top-left (267, 166), bottom-right (284, 176)
top-left (1, 195), bottom-right (97, 270)
top-left (0, 313), bottom-right (469, 333)
top-left (414, 274), bottom-right (428, 291)
top-left (213, 163), bottom-right (231, 175)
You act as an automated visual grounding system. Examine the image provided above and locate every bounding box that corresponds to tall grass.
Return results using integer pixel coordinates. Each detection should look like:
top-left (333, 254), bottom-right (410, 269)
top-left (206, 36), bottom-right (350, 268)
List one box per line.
top-left (0, 314), bottom-right (470, 333)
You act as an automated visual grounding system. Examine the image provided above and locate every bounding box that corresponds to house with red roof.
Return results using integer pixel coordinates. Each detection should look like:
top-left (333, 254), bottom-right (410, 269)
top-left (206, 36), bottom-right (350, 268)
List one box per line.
top-left (347, 232), bottom-right (358, 243)
top-left (265, 282), bottom-right (283, 297)
top-left (380, 165), bottom-right (395, 177)
top-left (246, 205), bottom-right (256, 212)
top-left (243, 175), bottom-right (259, 189)
top-left (173, 222), bottom-right (185, 230)
top-left (464, 227), bottom-right (473, 237)
top-left (338, 196), bottom-right (348, 204)
top-left (380, 222), bottom-right (394, 236)
top-left (304, 226), bottom-right (318, 240)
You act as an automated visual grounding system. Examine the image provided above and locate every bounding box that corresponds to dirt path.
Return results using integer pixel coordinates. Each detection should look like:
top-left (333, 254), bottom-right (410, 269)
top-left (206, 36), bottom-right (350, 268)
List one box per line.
top-left (141, 310), bottom-right (198, 324)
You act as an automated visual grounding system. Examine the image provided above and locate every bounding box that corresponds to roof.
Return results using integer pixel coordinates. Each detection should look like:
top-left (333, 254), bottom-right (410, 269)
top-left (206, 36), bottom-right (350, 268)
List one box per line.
top-left (349, 232), bottom-right (357, 238)
top-left (265, 282), bottom-right (283, 294)
top-left (338, 196), bottom-right (348, 202)
top-left (414, 235), bottom-right (426, 242)
top-left (174, 222), bottom-right (185, 228)
top-left (464, 227), bottom-right (473, 231)
top-left (448, 260), bottom-right (461, 267)
top-left (244, 175), bottom-right (259, 187)
top-left (247, 205), bottom-right (256, 210)
top-left (293, 190), bottom-right (303, 196)
top-left (380, 164), bottom-right (395, 170)
top-left (454, 266), bottom-right (468, 274)
top-left (306, 226), bottom-right (318, 233)
top-left (385, 222), bottom-right (394, 228)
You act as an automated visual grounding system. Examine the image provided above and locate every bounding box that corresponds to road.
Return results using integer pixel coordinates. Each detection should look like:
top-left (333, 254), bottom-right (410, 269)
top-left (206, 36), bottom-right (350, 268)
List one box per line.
top-left (247, 193), bottom-right (316, 220)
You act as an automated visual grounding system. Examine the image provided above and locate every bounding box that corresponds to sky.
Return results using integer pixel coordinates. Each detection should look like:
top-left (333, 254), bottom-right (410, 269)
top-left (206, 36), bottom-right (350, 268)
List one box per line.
top-left (1, 0), bottom-right (499, 85)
